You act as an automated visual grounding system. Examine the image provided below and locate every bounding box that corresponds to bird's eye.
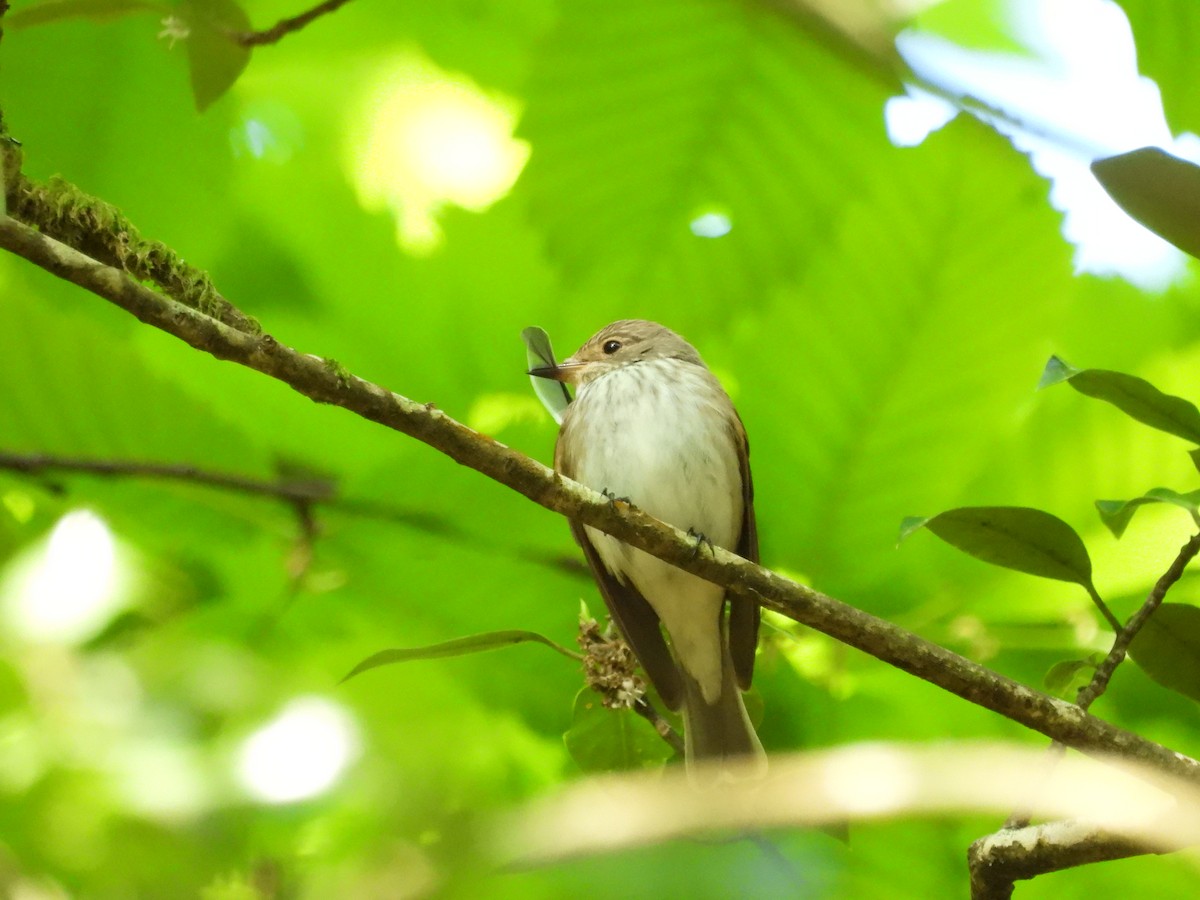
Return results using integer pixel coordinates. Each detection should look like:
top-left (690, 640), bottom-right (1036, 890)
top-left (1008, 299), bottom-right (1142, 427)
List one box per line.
top-left (602, 340), bottom-right (622, 354)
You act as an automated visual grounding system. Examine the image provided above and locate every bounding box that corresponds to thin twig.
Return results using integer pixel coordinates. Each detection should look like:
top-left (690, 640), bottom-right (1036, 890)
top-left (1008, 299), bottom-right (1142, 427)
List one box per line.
top-left (251, 499), bottom-right (321, 640)
top-left (0, 451), bottom-right (335, 502)
top-left (7, 443), bottom-right (675, 747)
top-left (1085, 584), bottom-right (1122, 633)
top-left (0, 449), bottom-right (478, 537)
top-left (233, 0), bottom-right (355, 47)
top-left (632, 696), bottom-right (684, 755)
top-left (983, 531), bottom-right (1200, 879)
top-left (1076, 531), bottom-right (1200, 710)
top-left (0, 448), bottom-right (586, 582)
top-left (2, 214), bottom-right (1197, 787)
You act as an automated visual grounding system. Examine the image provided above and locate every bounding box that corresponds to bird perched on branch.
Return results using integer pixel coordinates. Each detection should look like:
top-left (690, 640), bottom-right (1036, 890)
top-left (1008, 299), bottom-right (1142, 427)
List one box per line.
top-left (530, 320), bottom-right (764, 779)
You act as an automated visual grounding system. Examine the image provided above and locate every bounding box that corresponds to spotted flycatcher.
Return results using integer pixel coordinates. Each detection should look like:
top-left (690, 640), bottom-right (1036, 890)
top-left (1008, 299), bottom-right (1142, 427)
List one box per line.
top-left (531, 320), bottom-right (764, 776)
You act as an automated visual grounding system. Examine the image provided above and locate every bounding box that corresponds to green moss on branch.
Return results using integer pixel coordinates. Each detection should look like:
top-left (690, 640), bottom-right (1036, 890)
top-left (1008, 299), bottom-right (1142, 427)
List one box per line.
top-left (6, 174), bottom-right (260, 335)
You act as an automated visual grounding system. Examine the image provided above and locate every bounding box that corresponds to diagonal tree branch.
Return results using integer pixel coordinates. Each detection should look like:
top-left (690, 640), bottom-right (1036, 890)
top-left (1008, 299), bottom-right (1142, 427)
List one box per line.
top-left (5, 175), bottom-right (259, 333)
top-left (2, 213), bottom-right (1197, 787)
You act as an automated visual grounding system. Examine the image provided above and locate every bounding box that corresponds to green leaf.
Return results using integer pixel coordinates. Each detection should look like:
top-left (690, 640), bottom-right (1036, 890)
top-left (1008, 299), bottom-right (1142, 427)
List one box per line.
top-left (562, 689), bottom-right (673, 773)
top-left (522, 326), bottom-right (571, 424)
top-left (897, 515), bottom-right (931, 543)
top-left (200, 873), bottom-right (260, 900)
top-left (1091, 147), bottom-right (1200, 261)
top-left (6, 0), bottom-right (162, 28)
top-left (1035, 354), bottom-right (1079, 390)
top-left (340, 630), bottom-right (579, 683)
top-left (1095, 488), bottom-right (1200, 539)
top-left (912, 0), bottom-right (1031, 55)
top-left (1127, 603), bottom-right (1200, 704)
top-left (901, 506), bottom-right (1093, 589)
top-left (1043, 658), bottom-right (1094, 695)
top-left (1039, 355), bottom-right (1200, 444)
top-left (180, 0), bottom-right (253, 112)
top-left (519, 0), bottom-right (900, 295)
top-left (1119, 1), bottom-right (1200, 136)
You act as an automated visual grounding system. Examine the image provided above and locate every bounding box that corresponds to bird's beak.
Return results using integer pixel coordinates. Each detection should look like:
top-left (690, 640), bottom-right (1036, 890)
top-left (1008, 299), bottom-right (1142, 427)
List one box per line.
top-left (528, 359), bottom-right (585, 384)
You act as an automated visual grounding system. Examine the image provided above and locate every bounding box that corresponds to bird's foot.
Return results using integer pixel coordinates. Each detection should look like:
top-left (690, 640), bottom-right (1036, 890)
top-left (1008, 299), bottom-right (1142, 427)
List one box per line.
top-left (601, 487), bottom-right (633, 510)
top-left (687, 527), bottom-right (715, 559)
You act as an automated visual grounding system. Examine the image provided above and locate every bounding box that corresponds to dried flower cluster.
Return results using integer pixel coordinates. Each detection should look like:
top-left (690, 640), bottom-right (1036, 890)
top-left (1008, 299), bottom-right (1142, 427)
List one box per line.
top-left (577, 616), bottom-right (644, 709)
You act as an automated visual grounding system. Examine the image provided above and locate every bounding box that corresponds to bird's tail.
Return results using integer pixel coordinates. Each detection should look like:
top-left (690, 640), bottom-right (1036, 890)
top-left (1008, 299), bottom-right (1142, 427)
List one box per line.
top-left (681, 652), bottom-right (766, 783)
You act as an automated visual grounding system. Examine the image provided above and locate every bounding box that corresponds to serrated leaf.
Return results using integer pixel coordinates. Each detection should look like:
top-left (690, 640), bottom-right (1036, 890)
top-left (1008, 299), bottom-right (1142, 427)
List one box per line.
top-left (522, 326), bottom-right (571, 424)
top-left (519, 0), bottom-right (899, 297)
top-left (902, 506), bottom-right (1093, 589)
top-left (340, 630), bottom-right (578, 683)
top-left (180, 0), bottom-right (253, 112)
top-left (1127, 603), bottom-right (1200, 704)
top-left (1091, 147), bottom-right (1200, 260)
top-left (1095, 488), bottom-right (1200, 538)
top-left (1039, 355), bottom-right (1200, 444)
top-left (562, 689), bottom-right (673, 773)
top-left (6, 0), bottom-right (161, 28)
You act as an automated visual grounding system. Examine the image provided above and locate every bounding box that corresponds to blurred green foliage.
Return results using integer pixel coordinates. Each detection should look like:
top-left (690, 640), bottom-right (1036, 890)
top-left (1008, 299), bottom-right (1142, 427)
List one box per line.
top-left (1, 0), bottom-right (1200, 896)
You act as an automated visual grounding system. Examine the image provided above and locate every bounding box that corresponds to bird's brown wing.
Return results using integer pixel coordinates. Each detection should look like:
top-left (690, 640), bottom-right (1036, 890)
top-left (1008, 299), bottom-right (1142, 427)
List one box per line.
top-left (569, 520), bottom-right (684, 711)
top-left (728, 412), bottom-right (761, 691)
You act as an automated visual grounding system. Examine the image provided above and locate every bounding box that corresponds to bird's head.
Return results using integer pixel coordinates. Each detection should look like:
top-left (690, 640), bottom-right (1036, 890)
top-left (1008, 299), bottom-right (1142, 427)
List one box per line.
top-left (528, 319), bottom-right (704, 387)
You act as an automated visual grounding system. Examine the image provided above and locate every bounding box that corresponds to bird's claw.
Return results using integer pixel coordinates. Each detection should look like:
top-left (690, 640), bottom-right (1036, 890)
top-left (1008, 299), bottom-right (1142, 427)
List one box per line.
top-left (601, 487), bottom-right (633, 509)
top-left (687, 527), bottom-right (715, 559)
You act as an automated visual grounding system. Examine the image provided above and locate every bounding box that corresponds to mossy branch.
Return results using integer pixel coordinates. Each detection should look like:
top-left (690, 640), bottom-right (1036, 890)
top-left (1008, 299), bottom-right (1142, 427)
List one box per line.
top-left (4, 173), bottom-right (258, 334)
top-left (1, 212), bottom-right (1198, 788)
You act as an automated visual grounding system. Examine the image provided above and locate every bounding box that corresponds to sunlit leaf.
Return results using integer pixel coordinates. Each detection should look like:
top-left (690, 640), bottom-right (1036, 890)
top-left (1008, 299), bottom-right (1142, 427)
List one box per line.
top-left (898, 515), bottom-right (932, 544)
top-left (900, 506), bottom-right (1093, 590)
top-left (912, 0), bottom-right (1031, 55)
top-left (519, 0), bottom-right (898, 297)
top-left (1039, 355), bottom-right (1200, 444)
top-left (180, 0), bottom-right (252, 112)
top-left (1035, 354), bottom-right (1079, 390)
top-left (13, 0), bottom-right (1200, 893)
top-left (1118, 1), bottom-right (1200, 136)
top-left (6, 0), bottom-right (161, 28)
top-left (562, 689), bottom-right (673, 773)
top-left (340, 630), bottom-right (580, 683)
top-left (1095, 488), bottom-right (1200, 539)
top-left (1091, 147), bottom-right (1200, 260)
top-left (1128, 603), bottom-right (1200, 704)
top-left (522, 326), bottom-right (571, 424)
